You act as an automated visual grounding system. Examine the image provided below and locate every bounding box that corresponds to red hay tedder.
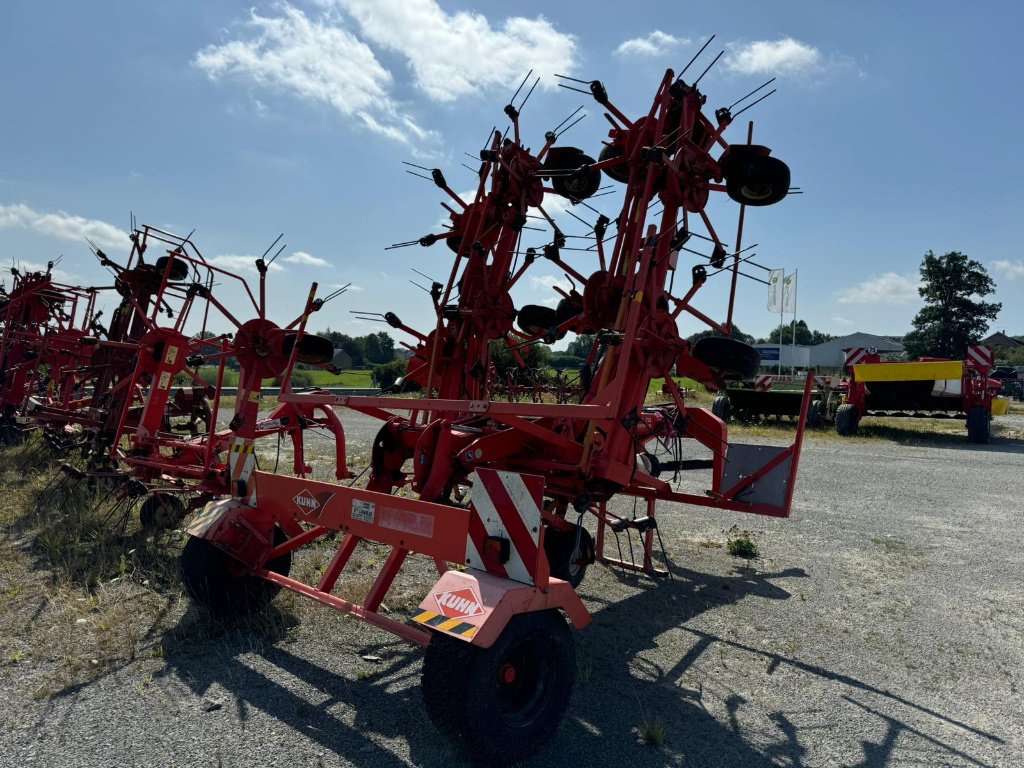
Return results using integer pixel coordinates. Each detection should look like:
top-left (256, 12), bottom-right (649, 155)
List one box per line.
top-left (2, 226), bottom-right (346, 529)
top-left (177, 63), bottom-right (809, 763)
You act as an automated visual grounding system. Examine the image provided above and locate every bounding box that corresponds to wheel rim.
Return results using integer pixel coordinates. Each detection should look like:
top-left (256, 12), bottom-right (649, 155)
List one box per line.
top-left (494, 636), bottom-right (555, 728)
top-left (741, 181), bottom-right (774, 200)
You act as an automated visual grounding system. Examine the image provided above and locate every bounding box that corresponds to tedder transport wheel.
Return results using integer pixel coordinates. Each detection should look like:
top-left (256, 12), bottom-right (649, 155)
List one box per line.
top-left (711, 395), bottom-right (732, 422)
top-left (180, 528), bottom-right (292, 619)
top-left (139, 492), bottom-right (186, 530)
top-left (966, 406), bottom-right (991, 444)
top-left (835, 404), bottom-right (860, 437)
top-left (422, 610), bottom-right (575, 765)
top-left (724, 153), bottom-right (790, 207)
top-left (692, 337), bottom-right (762, 381)
top-left (543, 525), bottom-right (595, 588)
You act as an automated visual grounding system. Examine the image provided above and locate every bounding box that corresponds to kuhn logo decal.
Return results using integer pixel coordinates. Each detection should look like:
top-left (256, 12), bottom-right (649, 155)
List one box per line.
top-left (292, 489), bottom-right (335, 518)
top-left (433, 587), bottom-right (484, 619)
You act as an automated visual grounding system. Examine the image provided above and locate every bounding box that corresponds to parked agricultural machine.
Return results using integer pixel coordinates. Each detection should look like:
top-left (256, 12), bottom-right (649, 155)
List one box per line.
top-left (713, 372), bottom-right (839, 427)
top-left (834, 345), bottom-right (999, 443)
top-left (0, 227), bottom-right (346, 528)
top-left (178, 61), bottom-right (809, 764)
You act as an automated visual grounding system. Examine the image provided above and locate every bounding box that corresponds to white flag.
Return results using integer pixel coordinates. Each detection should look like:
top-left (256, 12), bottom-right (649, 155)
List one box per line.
top-left (783, 272), bottom-right (797, 313)
top-left (767, 269), bottom-right (784, 312)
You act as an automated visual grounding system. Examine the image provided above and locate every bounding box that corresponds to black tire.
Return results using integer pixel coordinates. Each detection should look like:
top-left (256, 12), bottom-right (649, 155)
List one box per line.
top-left (155, 255), bottom-right (190, 281)
top-left (806, 399), bottom-right (823, 428)
top-left (725, 154), bottom-right (790, 207)
top-left (711, 395), bottom-right (732, 422)
top-left (543, 526), bottom-right (594, 588)
top-left (835, 404), bottom-right (860, 436)
top-left (282, 333), bottom-right (336, 365)
top-left (598, 144), bottom-right (630, 183)
top-left (180, 527), bottom-right (292, 619)
top-left (422, 610), bottom-right (575, 765)
top-left (544, 148), bottom-right (601, 200)
top-left (139, 492), bottom-right (186, 530)
top-left (966, 406), bottom-right (990, 444)
top-left (692, 337), bottom-right (761, 381)
top-left (517, 304), bottom-right (564, 341)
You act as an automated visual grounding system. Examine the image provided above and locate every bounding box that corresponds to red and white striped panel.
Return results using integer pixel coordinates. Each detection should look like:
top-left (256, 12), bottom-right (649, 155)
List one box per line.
top-left (754, 375), bottom-right (774, 391)
top-left (466, 469), bottom-right (543, 586)
top-left (966, 345), bottom-right (994, 369)
top-left (844, 348), bottom-right (869, 367)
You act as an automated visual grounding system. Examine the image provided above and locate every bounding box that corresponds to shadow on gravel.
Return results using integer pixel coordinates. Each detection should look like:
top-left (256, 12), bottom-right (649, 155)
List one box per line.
top-left (155, 561), bottom-right (1003, 768)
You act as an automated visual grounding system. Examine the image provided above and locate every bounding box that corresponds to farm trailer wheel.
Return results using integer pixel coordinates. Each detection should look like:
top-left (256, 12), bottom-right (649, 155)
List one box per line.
top-left (711, 395), bottom-right (732, 422)
top-left (422, 610), bottom-right (575, 765)
top-left (180, 528), bottom-right (292, 619)
top-left (835, 403), bottom-right (860, 436)
top-left (966, 406), bottom-right (990, 444)
top-left (806, 399), bottom-right (824, 429)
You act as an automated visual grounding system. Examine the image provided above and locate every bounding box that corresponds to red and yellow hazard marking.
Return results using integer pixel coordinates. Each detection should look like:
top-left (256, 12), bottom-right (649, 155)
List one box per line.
top-left (411, 608), bottom-right (478, 638)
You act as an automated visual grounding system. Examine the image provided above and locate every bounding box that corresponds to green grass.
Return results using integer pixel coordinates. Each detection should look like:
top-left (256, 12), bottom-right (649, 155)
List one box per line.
top-left (303, 368), bottom-right (374, 388)
top-left (726, 528), bottom-right (759, 559)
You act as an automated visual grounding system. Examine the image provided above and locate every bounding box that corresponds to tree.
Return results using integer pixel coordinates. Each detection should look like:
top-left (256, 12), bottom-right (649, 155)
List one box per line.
top-left (565, 333), bottom-right (596, 359)
top-left (902, 251), bottom-right (1001, 359)
top-left (762, 320), bottom-right (835, 346)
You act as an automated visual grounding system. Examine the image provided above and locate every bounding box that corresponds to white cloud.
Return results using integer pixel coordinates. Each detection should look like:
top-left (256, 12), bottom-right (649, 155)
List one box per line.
top-left (208, 254), bottom-right (286, 274)
top-left (835, 272), bottom-right (921, 305)
top-left (194, 4), bottom-right (431, 144)
top-left (0, 203), bottom-right (127, 251)
top-left (831, 316), bottom-right (854, 326)
top-left (332, 0), bottom-right (576, 102)
top-left (992, 259), bottom-right (1024, 280)
top-left (284, 250), bottom-right (330, 267)
top-left (724, 38), bottom-right (822, 77)
top-left (615, 30), bottom-right (688, 57)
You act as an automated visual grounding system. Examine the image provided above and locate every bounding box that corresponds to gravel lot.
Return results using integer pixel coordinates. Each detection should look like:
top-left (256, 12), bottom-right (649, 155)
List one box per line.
top-left (1, 412), bottom-right (1022, 767)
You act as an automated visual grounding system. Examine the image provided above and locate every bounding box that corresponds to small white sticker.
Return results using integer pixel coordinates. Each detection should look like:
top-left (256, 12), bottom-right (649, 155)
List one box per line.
top-left (352, 499), bottom-right (376, 523)
top-left (158, 371), bottom-right (172, 390)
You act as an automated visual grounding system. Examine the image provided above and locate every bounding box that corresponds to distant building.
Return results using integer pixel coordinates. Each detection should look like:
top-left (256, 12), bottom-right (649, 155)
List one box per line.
top-left (331, 348), bottom-right (353, 369)
top-left (980, 331), bottom-right (1023, 350)
top-left (807, 332), bottom-right (904, 369)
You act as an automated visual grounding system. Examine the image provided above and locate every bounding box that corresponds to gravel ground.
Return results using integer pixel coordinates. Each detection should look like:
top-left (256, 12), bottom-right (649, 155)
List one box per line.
top-left (1, 412), bottom-right (1022, 767)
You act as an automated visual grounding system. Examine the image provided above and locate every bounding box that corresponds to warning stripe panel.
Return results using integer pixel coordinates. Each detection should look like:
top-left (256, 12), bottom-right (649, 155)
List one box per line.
top-left (465, 469), bottom-right (543, 586)
top-left (844, 348), bottom-right (867, 367)
top-left (967, 345), bottom-right (993, 368)
top-left (411, 609), bottom-right (478, 638)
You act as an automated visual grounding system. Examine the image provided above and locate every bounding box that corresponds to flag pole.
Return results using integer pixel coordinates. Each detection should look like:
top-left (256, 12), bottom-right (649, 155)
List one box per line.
top-left (791, 269), bottom-right (798, 375)
top-left (778, 278), bottom-right (783, 376)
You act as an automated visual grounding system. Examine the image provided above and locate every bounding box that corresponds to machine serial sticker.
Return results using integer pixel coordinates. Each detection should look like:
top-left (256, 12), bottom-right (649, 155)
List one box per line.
top-left (379, 506), bottom-right (435, 538)
top-left (352, 499), bottom-right (376, 523)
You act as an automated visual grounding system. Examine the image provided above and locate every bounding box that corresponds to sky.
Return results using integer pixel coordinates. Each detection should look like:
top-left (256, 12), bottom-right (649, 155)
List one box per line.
top-left (1, 0), bottom-right (1023, 350)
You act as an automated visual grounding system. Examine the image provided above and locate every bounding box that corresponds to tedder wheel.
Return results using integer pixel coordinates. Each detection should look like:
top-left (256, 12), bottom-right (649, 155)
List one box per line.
top-left (711, 394), bottom-right (732, 422)
top-left (835, 404), bottom-right (860, 437)
top-left (724, 154), bottom-right (790, 207)
top-left (139, 492), bottom-right (186, 530)
top-left (597, 144), bottom-right (631, 183)
top-left (422, 610), bottom-right (575, 765)
top-left (180, 527), bottom-right (292, 619)
top-left (692, 337), bottom-right (762, 381)
top-left (543, 525), bottom-right (595, 588)
top-left (282, 333), bottom-right (336, 365)
top-left (544, 147), bottom-right (602, 200)
top-left (966, 406), bottom-right (991, 444)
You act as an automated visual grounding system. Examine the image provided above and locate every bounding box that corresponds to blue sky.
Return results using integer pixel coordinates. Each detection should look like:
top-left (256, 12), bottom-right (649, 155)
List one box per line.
top-left (2, 0), bottom-right (1022, 348)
